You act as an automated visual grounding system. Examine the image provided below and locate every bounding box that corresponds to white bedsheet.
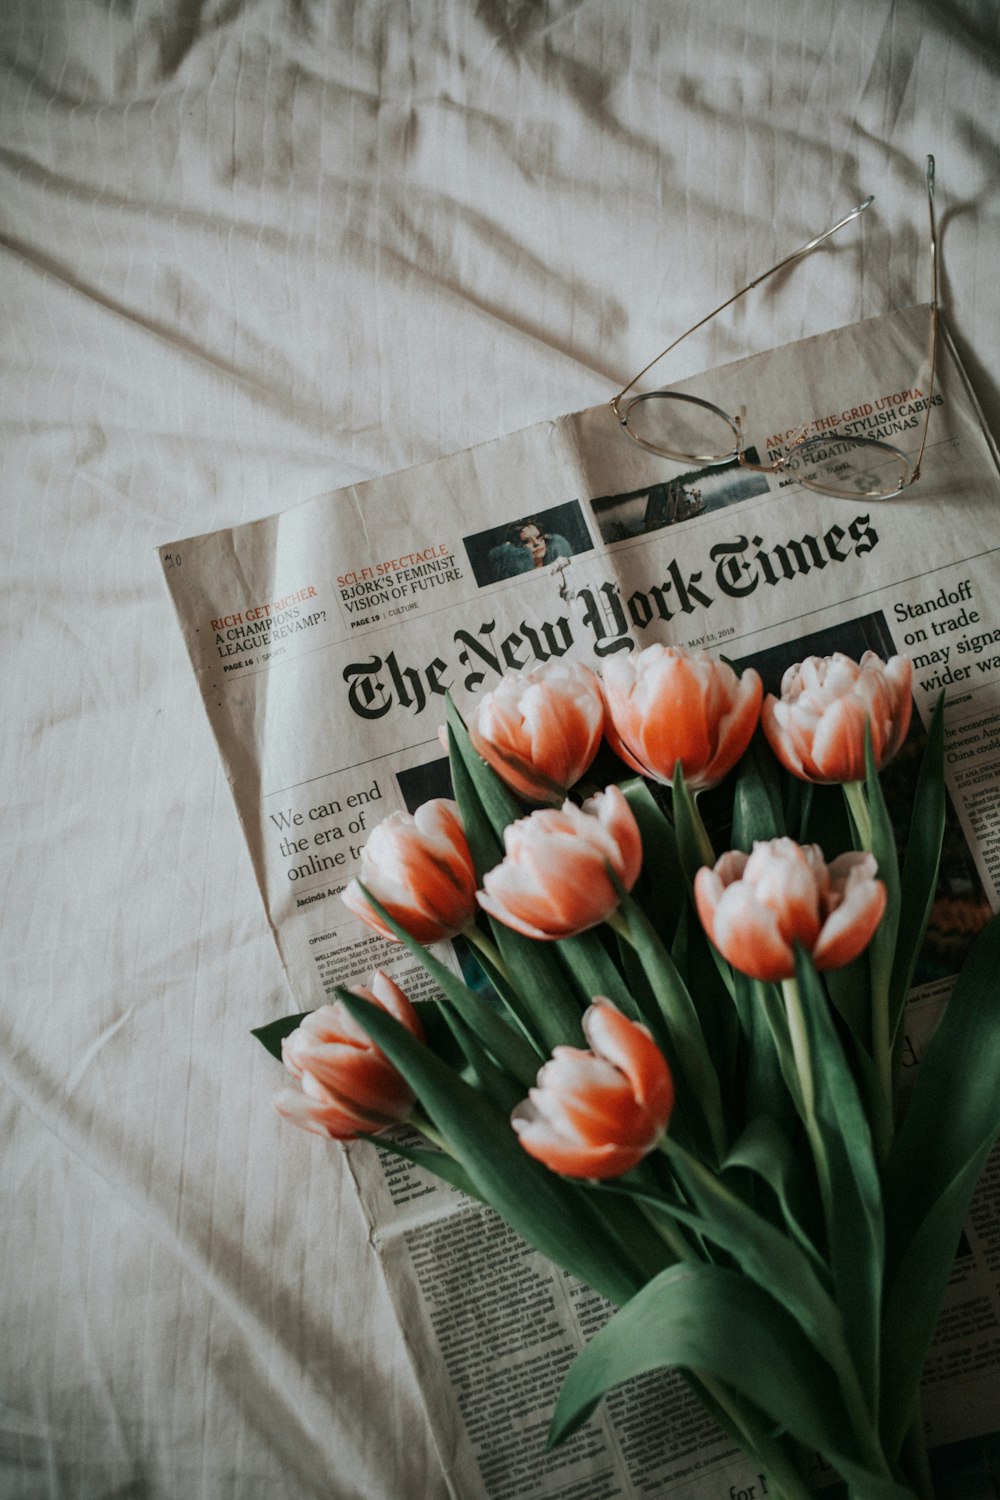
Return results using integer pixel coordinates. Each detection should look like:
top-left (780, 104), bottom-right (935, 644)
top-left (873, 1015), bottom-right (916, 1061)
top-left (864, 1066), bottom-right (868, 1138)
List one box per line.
top-left (3, 3), bottom-right (999, 1496)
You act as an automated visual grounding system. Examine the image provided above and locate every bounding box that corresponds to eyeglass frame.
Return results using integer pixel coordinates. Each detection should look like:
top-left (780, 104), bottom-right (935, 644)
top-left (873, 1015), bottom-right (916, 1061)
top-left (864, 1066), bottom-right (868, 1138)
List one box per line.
top-left (610, 156), bottom-right (939, 500)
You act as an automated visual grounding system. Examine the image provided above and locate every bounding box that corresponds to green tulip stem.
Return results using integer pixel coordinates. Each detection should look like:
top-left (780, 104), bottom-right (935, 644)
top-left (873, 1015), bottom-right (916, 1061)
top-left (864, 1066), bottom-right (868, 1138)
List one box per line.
top-left (777, 975), bottom-right (896, 1483)
top-left (409, 1107), bottom-right (456, 1157)
top-left (780, 976), bottom-right (833, 1226)
top-left (632, 1171), bottom-right (816, 1500)
top-left (843, 778), bottom-right (873, 852)
top-left (461, 924), bottom-right (513, 986)
top-left (841, 779), bottom-right (893, 1164)
top-left (662, 1135), bottom-right (891, 1482)
top-left (605, 908), bottom-right (632, 945)
top-left (633, 1185), bottom-right (699, 1266)
top-left (695, 1374), bottom-right (816, 1500)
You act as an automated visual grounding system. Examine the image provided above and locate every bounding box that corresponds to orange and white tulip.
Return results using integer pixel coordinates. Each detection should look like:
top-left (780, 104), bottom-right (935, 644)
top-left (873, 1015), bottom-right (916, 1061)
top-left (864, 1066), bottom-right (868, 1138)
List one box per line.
top-left (275, 971), bottom-right (423, 1138)
top-left (342, 798), bottom-right (477, 944)
top-left (761, 651), bottom-right (913, 784)
top-left (477, 786), bottom-right (642, 940)
top-left (694, 838), bottom-right (887, 982)
top-left (467, 660), bottom-right (605, 804)
top-left (512, 1000), bottom-right (674, 1179)
top-left (602, 644), bottom-right (762, 790)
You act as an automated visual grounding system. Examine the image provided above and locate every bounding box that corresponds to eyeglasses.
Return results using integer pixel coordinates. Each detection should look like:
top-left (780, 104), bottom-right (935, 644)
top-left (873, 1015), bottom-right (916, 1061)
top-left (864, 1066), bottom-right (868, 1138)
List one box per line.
top-left (611, 156), bottom-right (938, 499)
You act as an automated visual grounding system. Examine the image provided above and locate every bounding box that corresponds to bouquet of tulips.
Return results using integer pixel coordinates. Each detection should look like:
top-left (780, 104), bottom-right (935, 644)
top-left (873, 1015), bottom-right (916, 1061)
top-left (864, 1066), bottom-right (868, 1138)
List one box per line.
top-left (254, 645), bottom-right (1000, 1500)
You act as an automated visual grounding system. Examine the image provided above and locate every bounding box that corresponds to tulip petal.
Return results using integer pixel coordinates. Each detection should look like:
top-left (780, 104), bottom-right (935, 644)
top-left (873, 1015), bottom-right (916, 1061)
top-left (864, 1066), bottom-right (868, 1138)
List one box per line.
top-left (709, 882), bottom-right (797, 982)
top-left (760, 697), bottom-right (809, 778)
top-left (512, 1102), bottom-right (647, 1179)
top-left (703, 671), bottom-right (765, 783)
top-left (762, 652), bottom-right (913, 785)
top-left (275, 974), bottom-right (420, 1140)
top-left (814, 856), bottom-right (887, 971)
top-left (468, 662), bottom-right (605, 802)
top-left (603, 646), bottom-right (761, 791)
top-left (807, 696), bottom-right (870, 782)
top-left (531, 1070), bottom-right (652, 1149)
top-left (478, 789), bottom-right (641, 940)
top-left (342, 799), bottom-right (476, 942)
top-left (510, 1002), bottom-right (674, 1179)
top-left (583, 1003), bottom-right (674, 1121)
top-left (696, 838), bottom-right (886, 979)
top-left (367, 970), bottom-right (425, 1035)
top-left (742, 840), bottom-right (822, 948)
top-left (274, 1081), bottom-right (386, 1138)
top-left (294, 1042), bottom-right (413, 1116)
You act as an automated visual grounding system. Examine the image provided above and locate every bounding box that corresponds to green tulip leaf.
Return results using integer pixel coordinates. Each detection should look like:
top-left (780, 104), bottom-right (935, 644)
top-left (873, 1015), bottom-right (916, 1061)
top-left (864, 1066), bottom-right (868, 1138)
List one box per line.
top-left (620, 778), bottom-right (686, 944)
top-left (556, 929), bottom-right (635, 1012)
top-left (646, 1143), bottom-right (869, 1427)
top-left (863, 727), bottom-right (901, 1036)
top-left (882, 1156), bottom-right (992, 1455)
top-left (445, 694), bottom-right (523, 845)
top-left (355, 884), bottom-right (543, 1086)
top-left (750, 975), bottom-right (805, 1117)
top-left (362, 1133), bottom-right (487, 1203)
top-left (440, 1005), bottom-right (525, 1114)
top-left (548, 1261), bottom-right (911, 1498)
top-left (731, 727), bottom-right (785, 850)
top-left (674, 910), bottom-right (743, 1119)
top-left (823, 952), bottom-right (873, 1050)
top-left (251, 1011), bottom-right (310, 1060)
top-left (613, 929), bottom-right (659, 1029)
top-left (733, 975), bottom-right (796, 1134)
top-left (487, 915), bottom-right (587, 1052)
top-left (795, 947), bottom-right (884, 1411)
top-left (462, 932), bottom-right (561, 1058)
top-left (793, 778), bottom-right (814, 843)
top-left (446, 717), bottom-right (504, 881)
top-left (888, 692), bottom-right (946, 1039)
top-left (724, 1116), bottom-right (823, 1271)
top-left (670, 765), bottom-right (708, 887)
top-left (881, 912), bottom-right (1000, 1450)
top-left (617, 885), bottom-right (726, 1161)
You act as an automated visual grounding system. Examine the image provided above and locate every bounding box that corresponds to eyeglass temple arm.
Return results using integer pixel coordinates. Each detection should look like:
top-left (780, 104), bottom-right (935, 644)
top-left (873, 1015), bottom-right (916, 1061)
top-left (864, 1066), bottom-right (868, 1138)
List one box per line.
top-left (910, 155), bottom-right (938, 484)
top-left (612, 193), bottom-right (876, 412)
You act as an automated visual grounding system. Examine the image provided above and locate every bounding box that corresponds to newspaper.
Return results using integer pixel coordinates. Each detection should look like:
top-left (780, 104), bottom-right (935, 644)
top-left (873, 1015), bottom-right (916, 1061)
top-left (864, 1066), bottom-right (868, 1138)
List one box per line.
top-left (162, 304), bottom-right (1000, 1499)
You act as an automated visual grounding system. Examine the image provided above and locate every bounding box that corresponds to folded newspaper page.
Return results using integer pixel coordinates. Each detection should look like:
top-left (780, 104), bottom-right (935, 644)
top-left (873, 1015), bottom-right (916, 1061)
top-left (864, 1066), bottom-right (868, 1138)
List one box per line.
top-left (162, 305), bottom-right (1000, 1498)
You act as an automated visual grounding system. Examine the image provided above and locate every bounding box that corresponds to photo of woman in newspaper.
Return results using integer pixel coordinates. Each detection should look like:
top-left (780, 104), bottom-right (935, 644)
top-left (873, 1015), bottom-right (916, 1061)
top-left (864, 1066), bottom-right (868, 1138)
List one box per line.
top-left (463, 500), bottom-right (594, 587)
top-left (491, 518), bottom-right (572, 578)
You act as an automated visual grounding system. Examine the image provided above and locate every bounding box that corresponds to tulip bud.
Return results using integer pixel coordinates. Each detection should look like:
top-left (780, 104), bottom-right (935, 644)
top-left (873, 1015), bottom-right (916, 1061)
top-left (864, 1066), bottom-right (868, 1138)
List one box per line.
top-left (512, 1000), bottom-right (674, 1179)
top-left (602, 644), bottom-right (762, 790)
top-left (275, 971), bottom-right (423, 1138)
top-left (342, 798), bottom-right (477, 944)
top-left (761, 651), bottom-right (913, 784)
top-left (467, 661), bottom-right (605, 804)
top-left (694, 838), bottom-right (887, 982)
top-left (477, 786), bottom-right (642, 940)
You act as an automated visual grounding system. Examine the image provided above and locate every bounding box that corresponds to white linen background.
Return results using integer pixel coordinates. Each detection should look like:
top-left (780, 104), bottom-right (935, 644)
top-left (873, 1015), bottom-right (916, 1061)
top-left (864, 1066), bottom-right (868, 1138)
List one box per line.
top-left (2, 2), bottom-right (998, 1496)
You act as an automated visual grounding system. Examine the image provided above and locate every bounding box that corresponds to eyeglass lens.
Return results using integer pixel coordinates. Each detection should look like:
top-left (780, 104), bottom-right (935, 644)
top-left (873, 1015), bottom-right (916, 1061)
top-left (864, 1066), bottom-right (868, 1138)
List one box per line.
top-left (624, 393), bottom-right (738, 463)
top-left (782, 434), bottom-right (910, 497)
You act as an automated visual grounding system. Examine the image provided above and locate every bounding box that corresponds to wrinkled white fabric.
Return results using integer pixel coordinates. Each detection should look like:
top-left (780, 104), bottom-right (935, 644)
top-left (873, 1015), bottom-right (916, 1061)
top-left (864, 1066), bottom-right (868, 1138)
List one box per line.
top-left (2, 1), bottom-right (998, 1495)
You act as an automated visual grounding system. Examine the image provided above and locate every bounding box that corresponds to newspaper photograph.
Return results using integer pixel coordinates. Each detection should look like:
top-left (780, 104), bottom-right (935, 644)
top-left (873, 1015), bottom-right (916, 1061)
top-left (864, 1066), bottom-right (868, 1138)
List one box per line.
top-left (161, 304), bottom-right (1000, 1499)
